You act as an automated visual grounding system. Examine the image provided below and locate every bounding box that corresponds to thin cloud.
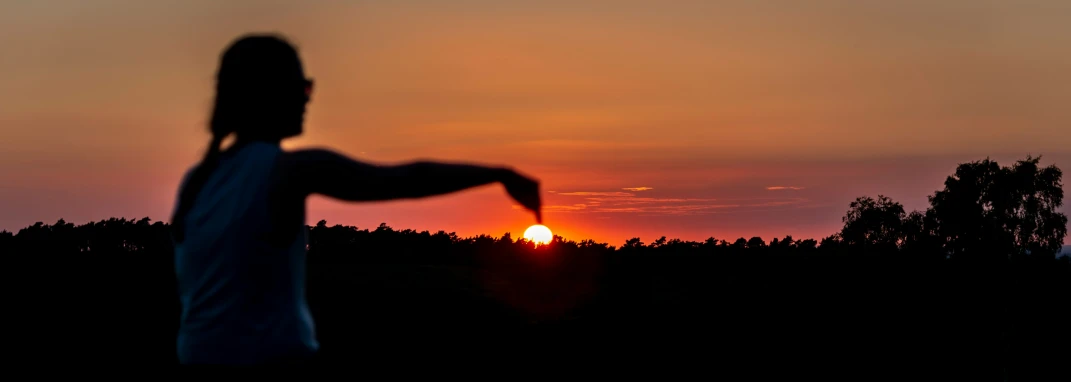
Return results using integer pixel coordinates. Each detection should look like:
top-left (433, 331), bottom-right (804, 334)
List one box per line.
top-left (590, 198), bottom-right (810, 216)
top-left (622, 187), bottom-right (654, 192)
top-left (593, 208), bottom-right (643, 213)
top-left (545, 204), bottom-right (588, 212)
top-left (558, 191), bottom-right (635, 197)
top-left (585, 197), bottom-right (719, 206)
top-left (549, 189), bottom-right (811, 216)
top-left (751, 199), bottom-right (806, 207)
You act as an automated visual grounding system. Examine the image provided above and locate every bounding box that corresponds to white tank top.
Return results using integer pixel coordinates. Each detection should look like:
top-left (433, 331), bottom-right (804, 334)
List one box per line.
top-left (172, 141), bottom-right (318, 364)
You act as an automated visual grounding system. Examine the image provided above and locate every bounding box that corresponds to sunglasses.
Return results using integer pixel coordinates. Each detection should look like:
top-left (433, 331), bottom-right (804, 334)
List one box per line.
top-left (304, 78), bottom-right (314, 98)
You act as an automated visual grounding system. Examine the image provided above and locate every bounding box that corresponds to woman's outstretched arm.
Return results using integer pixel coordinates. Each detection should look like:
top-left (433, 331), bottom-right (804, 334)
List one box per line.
top-left (278, 148), bottom-right (542, 222)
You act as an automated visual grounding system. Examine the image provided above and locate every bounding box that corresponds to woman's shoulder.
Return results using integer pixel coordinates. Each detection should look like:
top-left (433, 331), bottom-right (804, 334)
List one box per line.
top-left (226, 140), bottom-right (284, 157)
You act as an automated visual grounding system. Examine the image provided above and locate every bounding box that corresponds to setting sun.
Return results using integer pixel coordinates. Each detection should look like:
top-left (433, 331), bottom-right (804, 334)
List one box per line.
top-left (523, 224), bottom-right (553, 245)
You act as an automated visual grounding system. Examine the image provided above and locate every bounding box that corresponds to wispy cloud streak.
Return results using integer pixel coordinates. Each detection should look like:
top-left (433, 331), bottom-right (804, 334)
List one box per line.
top-left (544, 189), bottom-right (812, 216)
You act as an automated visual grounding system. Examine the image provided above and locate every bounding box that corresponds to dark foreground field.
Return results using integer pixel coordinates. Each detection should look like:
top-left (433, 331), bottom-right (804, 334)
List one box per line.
top-left (3, 229), bottom-right (1069, 379)
top-left (1, 219), bottom-right (1068, 381)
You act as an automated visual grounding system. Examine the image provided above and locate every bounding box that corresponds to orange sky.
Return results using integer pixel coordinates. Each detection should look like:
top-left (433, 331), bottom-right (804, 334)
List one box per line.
top-left (2, 1), bottom-right (1070, 245)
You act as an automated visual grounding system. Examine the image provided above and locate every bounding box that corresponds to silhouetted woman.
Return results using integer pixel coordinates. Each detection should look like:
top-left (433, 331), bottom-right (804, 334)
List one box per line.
top-left (169, 34), bottom-right (542, 365)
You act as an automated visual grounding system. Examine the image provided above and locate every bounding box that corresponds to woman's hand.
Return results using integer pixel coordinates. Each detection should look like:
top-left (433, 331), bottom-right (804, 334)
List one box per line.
top-left (499, 168), bottom-right (543, 223)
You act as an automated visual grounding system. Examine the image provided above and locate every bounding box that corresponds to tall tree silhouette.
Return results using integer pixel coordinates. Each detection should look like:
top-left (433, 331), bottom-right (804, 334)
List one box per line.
top-left (927, 156), bottom-right (1066, 260)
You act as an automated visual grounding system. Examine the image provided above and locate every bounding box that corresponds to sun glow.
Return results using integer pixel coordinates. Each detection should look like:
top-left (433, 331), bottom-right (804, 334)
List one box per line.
top-left (523, 224), bottom-right (553, 245)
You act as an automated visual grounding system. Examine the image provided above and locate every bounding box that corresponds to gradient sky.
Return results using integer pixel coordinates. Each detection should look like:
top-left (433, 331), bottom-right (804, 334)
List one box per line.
top-left (2, 0), bottom-right (1070, 246)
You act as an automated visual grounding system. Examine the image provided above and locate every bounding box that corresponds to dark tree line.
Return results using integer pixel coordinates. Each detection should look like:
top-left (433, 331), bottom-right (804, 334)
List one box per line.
top-left (4, 157), bottom-right (1066, 262)
top-left (2, 156), bottom-right (1069, 379)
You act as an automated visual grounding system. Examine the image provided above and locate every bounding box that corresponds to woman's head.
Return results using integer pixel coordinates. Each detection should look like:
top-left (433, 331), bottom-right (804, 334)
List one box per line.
top-left (211, 34), bottom-right (311, 141)
top-left (171, 33), bottom-right (311, 242)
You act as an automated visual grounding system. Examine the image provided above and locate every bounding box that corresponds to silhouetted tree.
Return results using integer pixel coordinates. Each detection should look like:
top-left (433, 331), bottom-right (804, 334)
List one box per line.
top-left (900, 210), bottom-right (943, 259)
top-left (795, 238), bottom-right (818, 252)
top-left (818, 234), bottom-right (844, 255)
top-left (927, 156), bottom-right (1067, 260)
top-left (840, 195), bottom-right (906, 255)
top-left (0, 230), bottom-right (12, 249)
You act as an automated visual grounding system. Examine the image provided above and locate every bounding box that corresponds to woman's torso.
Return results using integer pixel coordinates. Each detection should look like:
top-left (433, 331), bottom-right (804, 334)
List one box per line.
top-left (172, 141), bottom-right (318, 364)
